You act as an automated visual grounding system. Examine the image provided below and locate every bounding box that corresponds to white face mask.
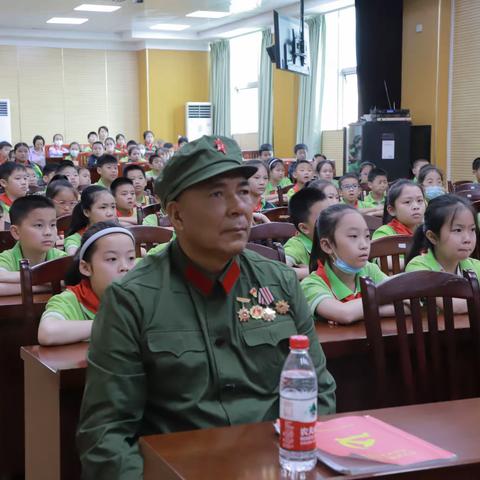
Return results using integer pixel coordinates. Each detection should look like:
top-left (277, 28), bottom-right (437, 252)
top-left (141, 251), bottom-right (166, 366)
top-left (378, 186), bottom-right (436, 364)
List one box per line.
top-left (70, 149), bottom-right (79, 158)
top-left (139, 146), bottom-right (146, 155)
top-left (54, 139), bottom-right (63, 147)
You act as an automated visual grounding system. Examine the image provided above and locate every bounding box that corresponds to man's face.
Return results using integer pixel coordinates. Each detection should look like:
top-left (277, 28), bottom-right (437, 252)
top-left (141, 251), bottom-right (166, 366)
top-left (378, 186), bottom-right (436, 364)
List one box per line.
top-left (168, 173), bottom-right (253, 263)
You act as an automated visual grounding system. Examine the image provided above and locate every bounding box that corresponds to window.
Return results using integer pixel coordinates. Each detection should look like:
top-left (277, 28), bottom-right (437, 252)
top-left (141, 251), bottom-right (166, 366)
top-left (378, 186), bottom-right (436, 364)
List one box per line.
top-left (321, 6), bottom-right (357, 130)
top-left (230, 31), bottom-right (262, 135)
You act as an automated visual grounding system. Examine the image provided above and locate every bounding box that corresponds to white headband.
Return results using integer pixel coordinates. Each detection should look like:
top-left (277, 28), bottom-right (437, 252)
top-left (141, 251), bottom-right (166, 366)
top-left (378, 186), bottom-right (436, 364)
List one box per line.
top-left (78, 227), bottom-right (135, 262)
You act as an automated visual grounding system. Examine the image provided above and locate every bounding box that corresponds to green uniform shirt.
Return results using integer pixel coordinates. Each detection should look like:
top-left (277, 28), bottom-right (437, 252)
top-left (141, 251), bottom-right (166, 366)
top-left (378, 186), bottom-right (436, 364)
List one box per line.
top-left (95, 178), bottom-right (108, 188)
top-left (42, 289), bottom-right (95, 321)
top-left (284, 233), bottom-right (312, 266)
top-left (142, 213), bottom-right (157, 226)
top-left (405, 249), bottom-right (480, 278)
top-left (145, 170), bottom-right (159, 180)
top-left (372, 224), bottom-right (397, 240)
top-left (361, 192), bottom-right (385, 209)
top-left (265, 177), bottom-right (292, 196)
top-left (77, 240), bottom-right (336, 479)
top-left (0, 242), bottom-right (67, 272)
top-left (301, 261), bottom-right (387, 316)
top-left (64, 232), bottom-right (83, 252)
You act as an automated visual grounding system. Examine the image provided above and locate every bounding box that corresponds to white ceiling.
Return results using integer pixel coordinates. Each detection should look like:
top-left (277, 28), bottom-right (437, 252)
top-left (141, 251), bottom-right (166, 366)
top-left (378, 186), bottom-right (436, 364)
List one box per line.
top-left (0, 0), bottom-right (353, 50)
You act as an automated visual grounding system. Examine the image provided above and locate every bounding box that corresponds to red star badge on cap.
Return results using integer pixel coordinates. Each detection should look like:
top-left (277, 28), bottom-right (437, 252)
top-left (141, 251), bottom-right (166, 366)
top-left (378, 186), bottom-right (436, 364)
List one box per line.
top-left (214, 138), bottom-right (227, 154)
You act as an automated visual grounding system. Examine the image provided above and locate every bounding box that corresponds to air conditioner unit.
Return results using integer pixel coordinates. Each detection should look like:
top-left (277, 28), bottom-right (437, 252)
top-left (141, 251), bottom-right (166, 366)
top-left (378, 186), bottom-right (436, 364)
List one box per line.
top-left (185, 102), bottom-right (212, 141)
top-left (0, 100), bottom-right (12, 143)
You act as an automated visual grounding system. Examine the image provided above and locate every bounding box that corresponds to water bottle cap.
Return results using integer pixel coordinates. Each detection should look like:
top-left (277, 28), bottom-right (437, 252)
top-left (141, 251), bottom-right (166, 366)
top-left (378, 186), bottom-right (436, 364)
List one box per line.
top-left (289, 335), bottom-right (309, 349)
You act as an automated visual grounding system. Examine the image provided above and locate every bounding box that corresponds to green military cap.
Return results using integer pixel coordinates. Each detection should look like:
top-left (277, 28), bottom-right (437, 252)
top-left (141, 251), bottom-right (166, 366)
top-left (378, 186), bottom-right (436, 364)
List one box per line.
top-left (155, 135), bottom-right (257, 206)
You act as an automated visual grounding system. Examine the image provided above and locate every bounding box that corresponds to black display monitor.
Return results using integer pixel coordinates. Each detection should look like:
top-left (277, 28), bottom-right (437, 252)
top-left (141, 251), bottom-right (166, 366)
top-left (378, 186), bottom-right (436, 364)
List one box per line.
top-left (267, 10), bottom-right (310, 76)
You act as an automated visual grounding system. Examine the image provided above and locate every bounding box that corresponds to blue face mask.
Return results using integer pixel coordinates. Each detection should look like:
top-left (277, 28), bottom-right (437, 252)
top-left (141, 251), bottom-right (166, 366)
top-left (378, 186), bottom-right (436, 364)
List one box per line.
top-left (425, 186), bottom-right (445, 201)
top-left (333, 256), bottom-right (363, 275)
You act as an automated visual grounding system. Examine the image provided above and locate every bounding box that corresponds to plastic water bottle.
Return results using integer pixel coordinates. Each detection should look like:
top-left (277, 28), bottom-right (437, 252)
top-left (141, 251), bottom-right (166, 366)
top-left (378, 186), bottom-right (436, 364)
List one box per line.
top-left (279, 335), bottom-right (318, 475)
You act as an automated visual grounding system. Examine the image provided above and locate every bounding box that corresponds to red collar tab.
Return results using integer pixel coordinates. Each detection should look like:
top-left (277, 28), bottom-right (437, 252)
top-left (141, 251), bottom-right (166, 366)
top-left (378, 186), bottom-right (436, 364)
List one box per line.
top-left (185, 260), bottom-right (240, 296)
top-left (387, 219), bottom-right (413, 236)
top-left (315, 260), bottom-right (361, 303)
top-left (214, 138), bottom-right (227, 154)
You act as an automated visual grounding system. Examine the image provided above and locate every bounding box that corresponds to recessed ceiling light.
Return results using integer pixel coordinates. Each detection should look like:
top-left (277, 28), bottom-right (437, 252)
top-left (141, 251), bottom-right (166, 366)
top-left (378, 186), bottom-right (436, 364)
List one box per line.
top-left (150, 23), bottom-right (190, 31)
top-left (229, 0), bottom-right (261, 14)
top-left (217, 27), bottom-right (258, 38)
top-left (186, 10), bottom-right (230, 19)
top-left (74, 4), bottom-right (122, 13)
top-left (46, 17), bottom-right (89, 25)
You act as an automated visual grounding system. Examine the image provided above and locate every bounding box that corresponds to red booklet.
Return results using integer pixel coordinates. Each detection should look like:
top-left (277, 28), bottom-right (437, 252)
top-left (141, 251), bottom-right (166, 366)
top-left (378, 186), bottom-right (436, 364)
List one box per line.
top-left (314, 415), bottom-right (456, 475)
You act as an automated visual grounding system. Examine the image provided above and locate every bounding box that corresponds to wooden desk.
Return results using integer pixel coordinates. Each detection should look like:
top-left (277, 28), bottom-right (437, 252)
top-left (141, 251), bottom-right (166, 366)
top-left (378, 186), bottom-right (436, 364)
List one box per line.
top-left (0, 293), bottom-right (50, 477)
top-left (141, 397), bottom-right (480, 480)
top-left (21, 343), bottom-right (88, 480)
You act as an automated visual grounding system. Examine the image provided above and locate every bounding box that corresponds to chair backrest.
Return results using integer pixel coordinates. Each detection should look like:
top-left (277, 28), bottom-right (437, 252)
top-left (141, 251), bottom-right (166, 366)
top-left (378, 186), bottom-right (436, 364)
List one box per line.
top-left (263, 206), bottom-right (290, 222)
top-left (245, 242), bottom-right (286, 263)
top-left (0, 231), bottom-right (15, 253)
top-left (456, 188), bottom-right (480, 202)
top-left (137, 203), bottom-right (162, 224)
top-left (20, 256), bottom-right (74, 325)
top-left (128, 225), bottom-right (173, 256)
top-left (56, 214), bottom-right (72, 234)
top-left (277, 185), bottom-right (293, 206)
top-left (360, 270), bottom-right (480, 407)
top-left (362, 214), bottom-right (383, 235)
top-left (453, 181), bottom-right (477, 192)
top-left (248, 222), bottom-right (296, 247)
top-left (368, 235), bottom-right (413, 275)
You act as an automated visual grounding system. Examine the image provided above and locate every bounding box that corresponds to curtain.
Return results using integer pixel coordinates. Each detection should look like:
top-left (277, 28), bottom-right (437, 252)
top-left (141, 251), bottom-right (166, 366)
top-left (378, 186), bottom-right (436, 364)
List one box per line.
top-left (209, 40), bottom-right (231, 136)
top-left (355, 0), bottom-right (403, 115)
top-left (296, 15), bottom-right (326, 154)
top-left (258, 28), bottom-right (274, 147)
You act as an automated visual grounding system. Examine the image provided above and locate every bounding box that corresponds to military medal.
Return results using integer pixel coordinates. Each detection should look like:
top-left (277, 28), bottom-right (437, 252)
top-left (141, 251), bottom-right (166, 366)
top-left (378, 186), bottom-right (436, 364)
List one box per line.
top-left (258, 287), bottom-right (274, 306)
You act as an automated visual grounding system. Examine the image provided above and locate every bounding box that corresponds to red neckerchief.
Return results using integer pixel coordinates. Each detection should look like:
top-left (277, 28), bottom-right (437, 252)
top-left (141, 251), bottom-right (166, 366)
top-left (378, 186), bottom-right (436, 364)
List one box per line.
top-left (185, 260), bottom-right (240, 296)
top-left (253, 198), bottom-right (262, 212)
top-left (145, 143), bottom-right (153, 150)
top-left (315, 260), bottom-right (361, 302)
top-left (0, 192), bottom-right (13, 207)
top-left (67, 279), bottom-right (100, 315)
top-left (116, 208), bottom-right (134, 218)
top-left (387, 219), bottom-right (413, 236)
top-left (293, 183), bottom-right (301, 193)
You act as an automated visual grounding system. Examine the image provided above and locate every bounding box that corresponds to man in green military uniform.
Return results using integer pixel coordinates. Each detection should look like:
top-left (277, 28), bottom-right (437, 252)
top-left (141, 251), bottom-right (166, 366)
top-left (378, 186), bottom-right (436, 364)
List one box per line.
top-left (77, 135), bottom-right (336, 479)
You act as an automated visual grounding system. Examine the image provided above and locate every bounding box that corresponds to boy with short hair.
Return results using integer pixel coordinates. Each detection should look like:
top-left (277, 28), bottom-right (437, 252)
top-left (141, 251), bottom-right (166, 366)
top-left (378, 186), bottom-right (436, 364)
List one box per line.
top-left (0, 163), bottom-right (28, 212)
top-left (0, 141), bottom-right (13, 165)
top-left (25, 165), bottom-right (39, 191)
top-left (287, 160), bottom-right (313, 200)
top-left (84, 131), bottom-right (98, 153)
top-left (285, 188), bottom-right (328, 280)
top-left (259, 143), bottom-right (273, 162)
top-left (288, 143), bottom-right (309, 179)
top-left (87, 141), bottom-right (105, 168)
top-left (123, 164), bottom-right (151, 206)
top-left (111, 177), bottom-right (137, 225)
top-left (412, 158), bottom-right (430, 183)
top-left (0, 196), bottom-right (67, 295)
top-left (42, 163), bottom-right (60, 186)
top-left (472, 157), bottom-right (480, 183)
top-left (146, 153), bottom-right (166, 180)
top-left (95, 154), bottom-right (118, 189)
top-left (338, 173), bottom-right (362, 208)
top-left (362, 168), bottom-right (388, 210)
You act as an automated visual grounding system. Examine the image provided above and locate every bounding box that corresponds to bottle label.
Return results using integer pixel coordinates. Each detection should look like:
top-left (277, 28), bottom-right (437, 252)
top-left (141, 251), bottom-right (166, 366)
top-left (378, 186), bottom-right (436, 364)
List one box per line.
top-left (280, 397), bottom-right (317, 451)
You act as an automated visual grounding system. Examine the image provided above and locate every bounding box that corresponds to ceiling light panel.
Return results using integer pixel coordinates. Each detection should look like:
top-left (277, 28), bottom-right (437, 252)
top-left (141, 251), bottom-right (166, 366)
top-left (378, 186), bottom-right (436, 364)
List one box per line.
top-left (74, 4), bottom-right (122, 13)
top-left (46, 17), bottom-right (89, 25)
top-left (186, 11), bottom-right (230, 19)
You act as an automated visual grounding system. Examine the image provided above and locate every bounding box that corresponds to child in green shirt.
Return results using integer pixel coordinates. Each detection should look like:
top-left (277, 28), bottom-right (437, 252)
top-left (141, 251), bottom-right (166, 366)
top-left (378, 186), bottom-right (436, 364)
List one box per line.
top-left (95, 154), bottom-right (119, 189)
top-left (57, 161), bottom-right (80, 192)
top-left (287, 160), bottom-right (313, 200)
top-left (358, 161), bottom-right (375, 185)
top-left (0, 196), bottom-right (67, 295)
top-left (264, 158), bottom-right (292, 203)
top-left (361, 168), bottom-right (388, 213)
top-left (411, 158), bottom-right (430, 183)
top-left (146, 152), bottom-right (167, 180)
top-left (123, 164), bottom-right (153, 207)
top-left (64, 186), bottom-right (117, 255)
top-left (285, 188), bottom-right (330, 280)
top-left (301, 204), bottom-right (392, 324)
top-left (405, 194), bottom-right (480, 313)
top-left (38, 221), bottom-right (136, 345)
top-left (0, 162), bottom-right (28, 212)
top-left (111, 177), bottom-right (137, 226)
top-left (372, 179), bottom-right (426, 240)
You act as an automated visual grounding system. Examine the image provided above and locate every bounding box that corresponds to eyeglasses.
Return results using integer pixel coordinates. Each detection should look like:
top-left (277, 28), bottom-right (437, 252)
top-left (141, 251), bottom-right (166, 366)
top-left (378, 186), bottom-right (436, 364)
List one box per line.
top-left (341, 184), bottom-right (359, 190)
top-left (53, 200), bottom-right (78, 207)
